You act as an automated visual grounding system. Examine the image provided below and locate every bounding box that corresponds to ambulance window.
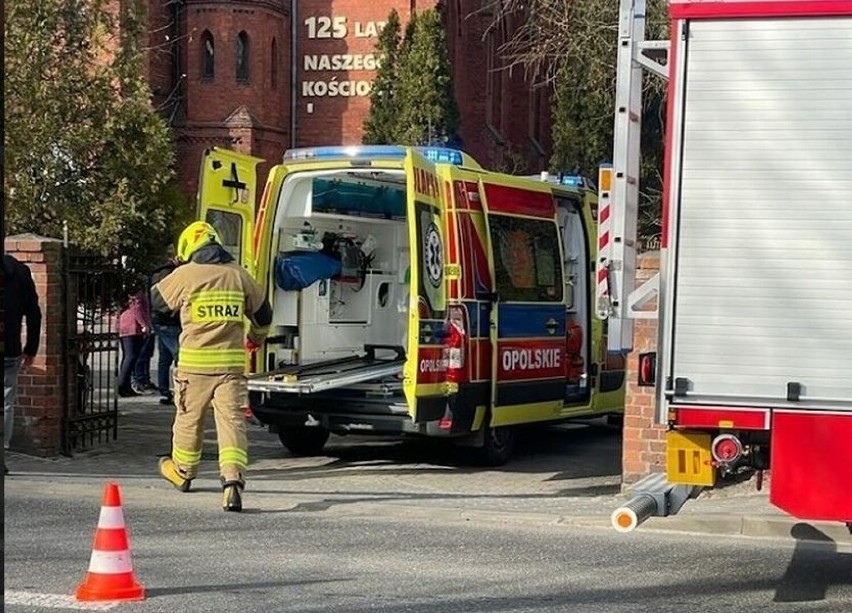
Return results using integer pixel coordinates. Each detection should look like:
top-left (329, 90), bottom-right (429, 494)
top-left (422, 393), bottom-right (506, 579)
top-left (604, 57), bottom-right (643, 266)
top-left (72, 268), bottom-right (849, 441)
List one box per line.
top-left (205, 210), bottom-right (242, 260)
top-left (491, 216), bottom-right (562, 302)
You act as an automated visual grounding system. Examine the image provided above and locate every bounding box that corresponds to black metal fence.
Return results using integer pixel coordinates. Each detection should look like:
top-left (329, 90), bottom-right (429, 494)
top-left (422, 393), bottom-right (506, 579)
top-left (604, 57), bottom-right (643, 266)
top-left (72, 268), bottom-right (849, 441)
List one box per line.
top-left (62, 252), bottom-right (124, 453)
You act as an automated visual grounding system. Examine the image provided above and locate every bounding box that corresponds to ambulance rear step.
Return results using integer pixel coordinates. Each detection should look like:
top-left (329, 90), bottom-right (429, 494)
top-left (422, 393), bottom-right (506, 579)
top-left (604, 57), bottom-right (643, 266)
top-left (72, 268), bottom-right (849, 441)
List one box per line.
top-left (247, 344), bottom-right (405, 395)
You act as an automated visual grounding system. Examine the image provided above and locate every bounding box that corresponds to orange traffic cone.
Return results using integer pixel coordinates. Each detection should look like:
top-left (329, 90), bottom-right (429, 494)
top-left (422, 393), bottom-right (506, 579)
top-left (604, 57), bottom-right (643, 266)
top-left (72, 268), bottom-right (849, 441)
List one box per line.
top-left (75, 482), bottom-right (145, 602)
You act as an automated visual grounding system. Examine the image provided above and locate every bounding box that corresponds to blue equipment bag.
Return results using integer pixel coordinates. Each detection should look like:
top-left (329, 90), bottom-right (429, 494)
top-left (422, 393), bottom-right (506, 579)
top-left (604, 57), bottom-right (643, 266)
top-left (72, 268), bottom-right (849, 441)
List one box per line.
top-left (275, 252), bottom-right (342, 291)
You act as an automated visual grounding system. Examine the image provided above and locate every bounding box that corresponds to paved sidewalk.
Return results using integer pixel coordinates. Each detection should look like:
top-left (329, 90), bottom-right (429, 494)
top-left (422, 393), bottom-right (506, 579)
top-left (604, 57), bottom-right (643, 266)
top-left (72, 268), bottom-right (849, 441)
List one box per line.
top-left (5, 395), bottom-right (850, 546)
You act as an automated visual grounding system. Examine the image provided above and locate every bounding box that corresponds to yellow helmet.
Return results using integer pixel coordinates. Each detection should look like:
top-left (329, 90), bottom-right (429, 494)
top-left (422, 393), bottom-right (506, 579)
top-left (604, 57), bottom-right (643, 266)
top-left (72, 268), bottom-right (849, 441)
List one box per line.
top-left (177, 221), bottom-right (221, 262)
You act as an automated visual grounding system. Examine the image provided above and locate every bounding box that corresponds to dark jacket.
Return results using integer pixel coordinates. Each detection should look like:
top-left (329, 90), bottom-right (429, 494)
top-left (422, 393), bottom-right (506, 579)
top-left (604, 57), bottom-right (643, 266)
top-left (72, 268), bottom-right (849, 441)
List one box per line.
top-left (149, 259), bottom-right (182, 327)
top-left (3, 255), bottom-right (42, 359)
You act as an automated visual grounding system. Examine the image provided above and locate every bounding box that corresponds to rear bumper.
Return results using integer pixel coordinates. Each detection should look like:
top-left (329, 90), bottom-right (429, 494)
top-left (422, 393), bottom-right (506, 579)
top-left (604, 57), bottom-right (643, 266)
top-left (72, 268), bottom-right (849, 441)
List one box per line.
top-left (248, 392), bottom-right (456, 437)
top-left (249, 381), bottom-right (491, 438)
top-left (669, 405), bottom-right (852, 523)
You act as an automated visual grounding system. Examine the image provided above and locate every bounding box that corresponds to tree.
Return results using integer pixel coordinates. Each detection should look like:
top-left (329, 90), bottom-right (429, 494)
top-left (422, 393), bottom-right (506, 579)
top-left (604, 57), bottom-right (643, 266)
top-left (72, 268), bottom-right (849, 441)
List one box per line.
top-left (393, 9), bottom-right (460, 146)
top-left (363, 9), bottom-right (402, 144)
top-left (4, 0), bottom-right (189, 274)
top-left (363, 9), bottom-right (461, 147)
top-left (486, 0), bottom-right (668, 245)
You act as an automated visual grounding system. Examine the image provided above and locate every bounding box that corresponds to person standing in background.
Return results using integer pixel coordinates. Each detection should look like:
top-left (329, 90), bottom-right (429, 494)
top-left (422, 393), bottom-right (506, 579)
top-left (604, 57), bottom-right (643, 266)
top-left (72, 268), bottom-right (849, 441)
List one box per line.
top-left (150, 256), bottom-right (183, 405)
top-left (4, 255), bottom-right (42, 473)
top-left (117, 282), bottom-right (154, 397)
top-left (133, 307), bottom-right (157, 394)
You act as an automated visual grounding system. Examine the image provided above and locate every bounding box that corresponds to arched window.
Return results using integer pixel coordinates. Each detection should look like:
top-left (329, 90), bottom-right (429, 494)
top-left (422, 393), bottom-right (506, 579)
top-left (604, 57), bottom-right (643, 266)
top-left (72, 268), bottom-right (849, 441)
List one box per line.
top-left (201, 31), bottom-right (215, 80)
top-left (271, 37), bottom-right (278, 88)
top-left (236, 31), bottom-right (249, 84)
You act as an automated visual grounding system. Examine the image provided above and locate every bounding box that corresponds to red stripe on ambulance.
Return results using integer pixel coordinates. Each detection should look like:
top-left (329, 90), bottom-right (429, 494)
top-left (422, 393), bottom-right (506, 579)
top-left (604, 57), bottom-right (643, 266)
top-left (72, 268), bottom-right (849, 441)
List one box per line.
top-left (482, 184), bottom-right (555, 219)
top-left (496, 340), bottom-right (566, 381)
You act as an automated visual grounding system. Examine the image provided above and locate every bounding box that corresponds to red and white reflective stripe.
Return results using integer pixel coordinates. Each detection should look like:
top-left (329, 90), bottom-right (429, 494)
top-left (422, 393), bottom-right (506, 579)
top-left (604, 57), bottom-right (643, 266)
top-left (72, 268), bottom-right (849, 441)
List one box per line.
top-left (596, 168), bottom-right (613, 317)
top-left (597, 203), bottom-right (611, 291)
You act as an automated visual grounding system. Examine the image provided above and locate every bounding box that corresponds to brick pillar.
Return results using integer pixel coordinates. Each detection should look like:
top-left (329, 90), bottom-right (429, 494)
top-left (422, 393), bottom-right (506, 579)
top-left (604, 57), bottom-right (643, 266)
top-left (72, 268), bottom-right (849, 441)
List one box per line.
top-left (622, 251), bottom-right (665, 486)
top-left (4, 234), bottom-right (67, 456)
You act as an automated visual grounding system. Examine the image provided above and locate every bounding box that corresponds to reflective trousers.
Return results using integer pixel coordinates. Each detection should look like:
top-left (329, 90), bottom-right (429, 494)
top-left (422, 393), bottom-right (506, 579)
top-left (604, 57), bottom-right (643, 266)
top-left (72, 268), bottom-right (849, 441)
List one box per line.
top-left (171, 371), bottom-right (248, 483)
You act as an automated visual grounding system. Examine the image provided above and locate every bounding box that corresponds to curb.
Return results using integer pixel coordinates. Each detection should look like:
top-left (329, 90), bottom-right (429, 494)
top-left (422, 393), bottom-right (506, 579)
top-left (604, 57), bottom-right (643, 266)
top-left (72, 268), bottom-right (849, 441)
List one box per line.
top-left (296, 500), bottom-right (852, 545)
top-left (638, 514), bottom-right (852, 544)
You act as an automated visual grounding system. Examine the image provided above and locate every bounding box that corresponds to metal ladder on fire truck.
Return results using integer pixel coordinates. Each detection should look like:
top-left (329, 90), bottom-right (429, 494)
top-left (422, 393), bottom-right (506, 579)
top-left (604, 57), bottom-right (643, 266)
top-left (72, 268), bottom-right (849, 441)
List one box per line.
top-left (601, 0), bottom-right (701, 532)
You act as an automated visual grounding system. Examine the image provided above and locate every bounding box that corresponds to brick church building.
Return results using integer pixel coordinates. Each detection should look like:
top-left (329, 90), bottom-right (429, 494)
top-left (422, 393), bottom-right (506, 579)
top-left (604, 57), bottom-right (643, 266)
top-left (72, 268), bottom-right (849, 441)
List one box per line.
top-left (141, 0), bottom-right (553, 200)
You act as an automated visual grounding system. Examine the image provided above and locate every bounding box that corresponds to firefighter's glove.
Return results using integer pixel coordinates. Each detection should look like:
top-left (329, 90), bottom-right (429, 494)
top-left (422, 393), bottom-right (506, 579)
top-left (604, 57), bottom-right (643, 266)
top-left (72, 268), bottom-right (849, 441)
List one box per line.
top-left (245, 338), bottom-right (261, 353)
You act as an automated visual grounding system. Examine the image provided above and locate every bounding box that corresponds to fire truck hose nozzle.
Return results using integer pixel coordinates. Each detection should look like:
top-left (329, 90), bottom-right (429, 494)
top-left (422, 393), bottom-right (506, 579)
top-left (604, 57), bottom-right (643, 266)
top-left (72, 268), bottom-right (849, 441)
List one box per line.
top-left (611, 494), bottom-right (658, 533)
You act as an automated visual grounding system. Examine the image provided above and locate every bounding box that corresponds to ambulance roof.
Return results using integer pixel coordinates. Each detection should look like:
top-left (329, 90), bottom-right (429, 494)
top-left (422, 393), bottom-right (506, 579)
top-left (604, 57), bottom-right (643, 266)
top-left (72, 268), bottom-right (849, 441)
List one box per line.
top-left (282, 145), bottom-right (482, 169)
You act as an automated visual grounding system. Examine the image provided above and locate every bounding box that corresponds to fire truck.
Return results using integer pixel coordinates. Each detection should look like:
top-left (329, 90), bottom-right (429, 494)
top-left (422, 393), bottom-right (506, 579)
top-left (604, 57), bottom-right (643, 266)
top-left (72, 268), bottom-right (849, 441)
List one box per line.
top-left (197, 145), bottom-right (625, 465)
top-left (606, 0), bottom-right (852, 531)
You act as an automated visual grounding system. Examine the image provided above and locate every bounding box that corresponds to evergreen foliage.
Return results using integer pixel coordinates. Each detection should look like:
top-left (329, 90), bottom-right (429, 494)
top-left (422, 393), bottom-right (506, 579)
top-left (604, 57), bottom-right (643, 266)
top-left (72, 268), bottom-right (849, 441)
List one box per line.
top-left (363, 9), bottom-right (402, 144)
top-left (4, 0), bottom-right (189, 274)
top-left (363, 9), bottom-right (460, 147)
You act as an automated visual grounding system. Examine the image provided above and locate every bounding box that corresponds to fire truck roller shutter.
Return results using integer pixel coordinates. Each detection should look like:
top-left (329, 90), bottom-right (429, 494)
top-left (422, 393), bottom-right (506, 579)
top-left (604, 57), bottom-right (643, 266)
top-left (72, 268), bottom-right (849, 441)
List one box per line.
top-left (667, 15), bottom-right (852, 407)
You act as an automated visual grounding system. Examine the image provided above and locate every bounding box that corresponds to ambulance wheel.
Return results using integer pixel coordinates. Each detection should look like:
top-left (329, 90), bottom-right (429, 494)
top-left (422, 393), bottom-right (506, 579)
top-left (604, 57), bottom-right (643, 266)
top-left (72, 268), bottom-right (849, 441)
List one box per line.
top-left (606, 413), bottom-right (624, 428)
top-left (472, 425), bottom-right (515, 466)
top-left (277, 427), bottom-right (330, 456)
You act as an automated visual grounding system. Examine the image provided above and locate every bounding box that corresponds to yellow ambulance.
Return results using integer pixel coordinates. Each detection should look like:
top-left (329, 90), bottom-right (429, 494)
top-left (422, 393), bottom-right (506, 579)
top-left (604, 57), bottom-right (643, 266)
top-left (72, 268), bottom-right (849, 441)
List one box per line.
top-left (197, 145), bottom-right (624, 464)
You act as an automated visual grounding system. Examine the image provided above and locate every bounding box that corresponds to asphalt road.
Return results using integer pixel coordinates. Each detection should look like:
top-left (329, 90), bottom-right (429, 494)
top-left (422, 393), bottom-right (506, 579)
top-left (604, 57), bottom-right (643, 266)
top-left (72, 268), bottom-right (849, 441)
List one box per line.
top-left (5, 403), bottom-right (851, 611)
top-left (4, 472), bottom-right (851, 613)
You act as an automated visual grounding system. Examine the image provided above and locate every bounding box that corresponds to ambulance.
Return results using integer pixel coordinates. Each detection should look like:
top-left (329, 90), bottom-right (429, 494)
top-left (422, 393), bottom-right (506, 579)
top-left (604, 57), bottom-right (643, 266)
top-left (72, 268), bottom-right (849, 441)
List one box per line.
top-left (197, 145), bottom-right (625, 464)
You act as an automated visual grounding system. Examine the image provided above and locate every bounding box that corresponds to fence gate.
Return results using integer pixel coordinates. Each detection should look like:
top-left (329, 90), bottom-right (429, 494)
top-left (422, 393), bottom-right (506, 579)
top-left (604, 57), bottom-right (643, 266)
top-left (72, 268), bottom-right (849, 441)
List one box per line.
top-left (63, 252), bottom-right (123, 453)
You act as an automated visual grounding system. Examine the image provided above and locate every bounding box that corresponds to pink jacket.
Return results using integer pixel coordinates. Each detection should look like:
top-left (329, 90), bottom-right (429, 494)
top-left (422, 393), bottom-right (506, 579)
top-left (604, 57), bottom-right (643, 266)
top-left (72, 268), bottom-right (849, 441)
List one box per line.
top-left (118, 292), bottom-right (151, 337)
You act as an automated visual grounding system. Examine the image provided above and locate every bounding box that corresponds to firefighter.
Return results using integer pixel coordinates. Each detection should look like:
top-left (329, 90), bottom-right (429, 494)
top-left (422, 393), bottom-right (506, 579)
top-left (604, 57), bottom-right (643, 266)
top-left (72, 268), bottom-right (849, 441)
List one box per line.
top-left (151, 221), bottom-right (272, 512)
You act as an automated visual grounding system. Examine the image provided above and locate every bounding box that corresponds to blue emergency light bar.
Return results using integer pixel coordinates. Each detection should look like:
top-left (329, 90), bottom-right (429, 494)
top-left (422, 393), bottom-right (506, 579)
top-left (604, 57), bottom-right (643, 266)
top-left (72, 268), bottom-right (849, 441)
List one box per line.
top-left (416, 147), bottom-right (464, 165)
top-left (530, 173), bottom-right (590, 189)
top-left (283, 145), bottom-right (467, 167)
top-left (560, 175), bottom-right (586, 187)
top-left (283, 145), bottom-right (403, 161)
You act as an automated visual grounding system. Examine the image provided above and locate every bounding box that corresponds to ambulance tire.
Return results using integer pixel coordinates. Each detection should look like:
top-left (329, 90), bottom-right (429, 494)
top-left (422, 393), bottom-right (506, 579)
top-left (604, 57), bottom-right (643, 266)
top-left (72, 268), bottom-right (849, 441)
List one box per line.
top-left (606, 413), bottom-right (624, 428)
top-left (471, 425), bottom-right (516, 467)
top-left (277, 427), bottom-right (330, 456)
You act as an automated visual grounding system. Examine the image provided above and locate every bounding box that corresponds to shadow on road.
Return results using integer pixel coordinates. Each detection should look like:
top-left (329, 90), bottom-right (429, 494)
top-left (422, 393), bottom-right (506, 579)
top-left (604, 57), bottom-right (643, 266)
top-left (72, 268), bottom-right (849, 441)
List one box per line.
top-left (239, 487), bottom-right (612, 515)
top-left (9, 401), bottom-right (622, 492)
top-left (251, 420), bottom-right (622, 480)
top-left (773, 523), bottom-right (852, 603)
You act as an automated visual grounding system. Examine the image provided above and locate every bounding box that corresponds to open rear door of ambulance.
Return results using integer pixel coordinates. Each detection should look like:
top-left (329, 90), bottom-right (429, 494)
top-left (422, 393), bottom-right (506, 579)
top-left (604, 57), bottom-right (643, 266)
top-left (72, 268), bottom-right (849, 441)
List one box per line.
top-left (197, 147), bottom-right (263, 274)
top-left (478, 176), bottom-right (568, 426)
top-left (402, 149), bottom-right (450, 424)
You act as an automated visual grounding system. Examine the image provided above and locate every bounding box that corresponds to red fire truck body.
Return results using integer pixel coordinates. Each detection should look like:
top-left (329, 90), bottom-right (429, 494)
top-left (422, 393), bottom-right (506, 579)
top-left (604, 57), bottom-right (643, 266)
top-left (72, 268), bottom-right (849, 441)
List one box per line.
top-left (605, 0), bottom-right (852, 530)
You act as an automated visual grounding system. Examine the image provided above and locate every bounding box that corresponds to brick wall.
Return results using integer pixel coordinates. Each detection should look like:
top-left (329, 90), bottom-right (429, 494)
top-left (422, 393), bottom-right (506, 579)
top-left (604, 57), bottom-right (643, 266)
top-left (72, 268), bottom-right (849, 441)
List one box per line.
top-left (4, 235), bottom-right (67, 456)
top-left (443, 1), bottom-right (550, 174)
top-left (622, 251), bottom-right (665, 486)
top-left (141, 0), bottom-right (554, 203)
top-left (294, 0), bottom-right (427, 148)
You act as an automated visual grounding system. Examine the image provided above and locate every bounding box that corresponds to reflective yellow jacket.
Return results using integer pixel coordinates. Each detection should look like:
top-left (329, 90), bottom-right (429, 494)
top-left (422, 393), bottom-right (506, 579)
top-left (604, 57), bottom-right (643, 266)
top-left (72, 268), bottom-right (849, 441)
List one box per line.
top-left (152, 246), bottom-right (271, 374)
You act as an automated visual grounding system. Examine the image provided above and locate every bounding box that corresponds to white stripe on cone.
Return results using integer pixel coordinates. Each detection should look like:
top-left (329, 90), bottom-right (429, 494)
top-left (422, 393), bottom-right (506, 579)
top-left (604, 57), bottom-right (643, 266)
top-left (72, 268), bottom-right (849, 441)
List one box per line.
top-left (96, 507), bottom-right (126, 529)
top-left (86, 551), bottom-right (134, 575)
